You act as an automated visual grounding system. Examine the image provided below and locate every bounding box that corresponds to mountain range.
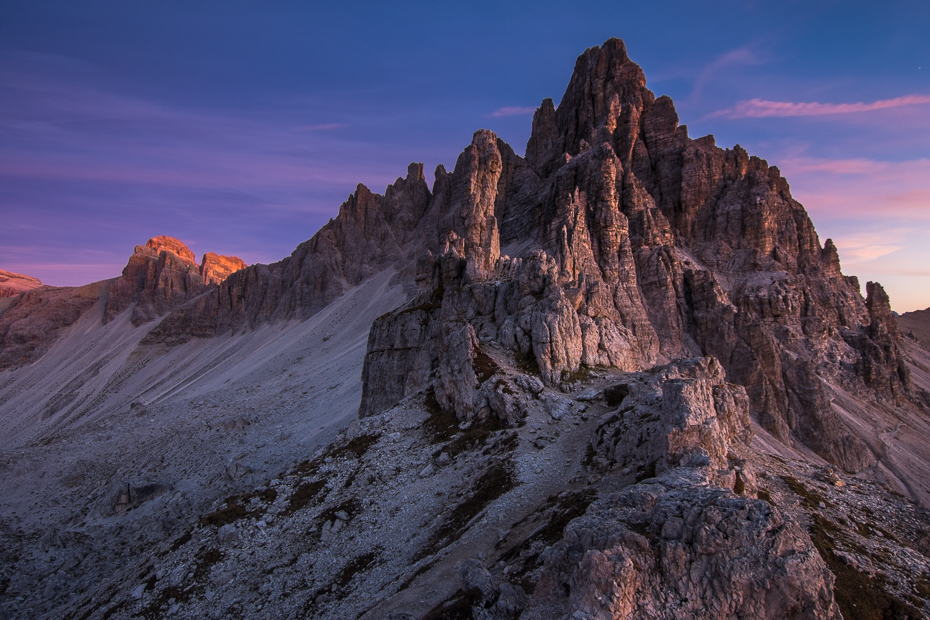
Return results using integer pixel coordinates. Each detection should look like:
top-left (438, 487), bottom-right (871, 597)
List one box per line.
top-left (1, 38), bottom-right (929, 620)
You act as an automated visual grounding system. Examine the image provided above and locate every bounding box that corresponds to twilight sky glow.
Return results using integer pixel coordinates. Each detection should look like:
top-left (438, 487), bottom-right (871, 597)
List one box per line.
top-left (2, 1), bottom-right (929, 311)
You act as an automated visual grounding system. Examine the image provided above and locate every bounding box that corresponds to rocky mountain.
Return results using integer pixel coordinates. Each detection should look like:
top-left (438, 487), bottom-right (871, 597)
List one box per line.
top-left (1, 38), bottom-right (929, 620)
top-left (0, 237), bottom-right (245, 371)
top-left (0, 269), bottom-right (42, 299)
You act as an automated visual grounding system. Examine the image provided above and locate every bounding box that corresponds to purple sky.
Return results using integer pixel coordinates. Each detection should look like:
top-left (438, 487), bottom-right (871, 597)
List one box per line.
top-left (2, 1), bottom-right (929, 311)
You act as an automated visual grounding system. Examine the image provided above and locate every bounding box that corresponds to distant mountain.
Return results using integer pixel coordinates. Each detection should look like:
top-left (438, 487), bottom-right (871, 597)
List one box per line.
top-left (900, 307), bottom-right (930, 350)
top-left (0, 268), bottom-right (42, 298)
top-left (0, 236), bottom-right (246, 369)
top-left (1, 39), bottom-right (928, 620)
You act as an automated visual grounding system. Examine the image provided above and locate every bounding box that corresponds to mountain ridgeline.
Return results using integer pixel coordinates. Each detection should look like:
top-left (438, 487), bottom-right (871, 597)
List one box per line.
top-left (143, 38), bottom-right (909, 475)
top-left (2, 37), bottom-right (930, 620)
top-left (1, 39), bottom-right (912, 473)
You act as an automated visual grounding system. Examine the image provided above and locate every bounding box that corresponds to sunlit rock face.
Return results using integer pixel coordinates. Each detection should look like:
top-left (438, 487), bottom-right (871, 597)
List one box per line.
top-left (103, 237), bottom-right (248, 326)
top-left (0, 269), bottom-right (42, 298)
top-left (199, 252), bottom-right (247, 286)
top-left (104, 236), bottom-right (208, 325)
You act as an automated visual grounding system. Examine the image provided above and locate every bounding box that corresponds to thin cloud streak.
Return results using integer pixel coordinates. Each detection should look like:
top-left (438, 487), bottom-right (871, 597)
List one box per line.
top-left (776, 156), bottom-right (930, 220)
top-left (294, 123), bottom-right (346, 131)
top-left (710, 94), bottom-right (930, 119)
top-left (488, 106), bottom-right (536, 118)
top-left (830, 230), bottom-right (909, 263)
top-left (687, 44), bottom-right (767, 104)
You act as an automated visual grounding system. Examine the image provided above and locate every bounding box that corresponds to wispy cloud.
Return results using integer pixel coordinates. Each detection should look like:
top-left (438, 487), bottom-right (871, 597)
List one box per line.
top-left (829, 231), bottom-right (909, 263)
top-left (776, 156), bottom-right (930, 222)
top-left (294, 123), bottom-right (345, 131)
top-left (488, 106), bottom-right (536, 118)
top-left (709, 94), bottom-right (930, 119)
top-left (688, 44), bottom-right (768, 103)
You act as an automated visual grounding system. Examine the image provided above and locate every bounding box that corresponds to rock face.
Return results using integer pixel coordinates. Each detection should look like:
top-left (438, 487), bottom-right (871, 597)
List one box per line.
top-left (0, 269), bottom-right (42, 298)
top-left (0, 238), bottom-right (248, 370)
top-left (525, 471), bottom-right (839, 620)
top-left (528, 363), bottom-right (836, 618)
top-left (199, 252), bottom-right (247, 285)
top-left (0, 282), bottom-right (103, 370)
top-left (899, 306), bottom-right (930, 350)
top-left (143, 163), bottom-right (431, 343)
top-left (354, 38), bottom-right (911, 476)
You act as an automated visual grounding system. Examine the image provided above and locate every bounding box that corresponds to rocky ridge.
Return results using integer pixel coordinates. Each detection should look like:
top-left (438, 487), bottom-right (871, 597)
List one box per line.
top-left (357, 38), bottom-right (910, 482)
top-left (35, 354), bottom-right (929, 620)
top-left (104, 236), bottom-right (246, 326)
top-left (200, 252), bottom-right (247, 286)
top-left (0, 269), bottom-right (42, 299)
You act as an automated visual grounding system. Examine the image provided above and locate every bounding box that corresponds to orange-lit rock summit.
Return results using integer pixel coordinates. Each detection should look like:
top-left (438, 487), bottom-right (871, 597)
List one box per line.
top-left (0, 269), bottom-right (42, 298)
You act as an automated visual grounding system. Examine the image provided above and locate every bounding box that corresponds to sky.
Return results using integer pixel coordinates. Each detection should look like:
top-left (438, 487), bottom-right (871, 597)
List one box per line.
top-left (1, 1), bottom-right (929, 311)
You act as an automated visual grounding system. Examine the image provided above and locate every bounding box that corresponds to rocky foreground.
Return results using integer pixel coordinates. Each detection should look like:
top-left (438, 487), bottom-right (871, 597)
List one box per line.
top-left (1, 38), bottom-right (930, 619)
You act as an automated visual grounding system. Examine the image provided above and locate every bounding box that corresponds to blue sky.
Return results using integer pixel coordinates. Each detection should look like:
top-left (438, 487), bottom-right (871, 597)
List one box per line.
top-left (2, 1), bottom-right (929, 310)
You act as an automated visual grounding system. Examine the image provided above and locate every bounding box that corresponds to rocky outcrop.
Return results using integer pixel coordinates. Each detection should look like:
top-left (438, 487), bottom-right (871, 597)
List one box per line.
top-left (104, 237), bottom-right (208, 326)
top-left (521, 359), bottom-right (837, 620)
top-left (199, 253), bottom-right (246, 285)
top-left (0, 269), bottom-right (42, 298)
top-left (143, 164), bottom-right (432, 343)
top-left (0, 239), bottom-right (248, 370)
top-left (524, 470), bottom-right (839, 620)
top-left (586, 357), bottom-right (752, 477)
top-left (434, 357), bottom-right (840, 620)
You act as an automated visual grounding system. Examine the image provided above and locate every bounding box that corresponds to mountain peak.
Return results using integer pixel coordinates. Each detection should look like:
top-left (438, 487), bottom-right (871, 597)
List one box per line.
top-left (526, 36), bottom-right (654, 177)
top-left (144, 235), bottom-right (197, 264)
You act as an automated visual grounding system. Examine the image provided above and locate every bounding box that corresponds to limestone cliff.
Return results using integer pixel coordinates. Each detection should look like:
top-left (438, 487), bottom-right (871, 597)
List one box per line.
top-left (103, 237), bottom-right (247, 326)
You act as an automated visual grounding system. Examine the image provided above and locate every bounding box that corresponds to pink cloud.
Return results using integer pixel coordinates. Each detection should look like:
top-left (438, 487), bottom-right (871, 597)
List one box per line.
top-left (488, 106), bottom-right (537, 118)
top-left (775, 157), bottom-right (930, 221)
top-left (710, 94), bottom-right (930, 119)
top-left (782, 158), bottom-right (879, 175)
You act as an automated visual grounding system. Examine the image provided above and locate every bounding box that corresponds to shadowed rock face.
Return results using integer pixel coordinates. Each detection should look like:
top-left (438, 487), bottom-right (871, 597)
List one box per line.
top-left (899, 306), bottom-right (930, 350)
top-left (0, 282), bottom-right (102, 370)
